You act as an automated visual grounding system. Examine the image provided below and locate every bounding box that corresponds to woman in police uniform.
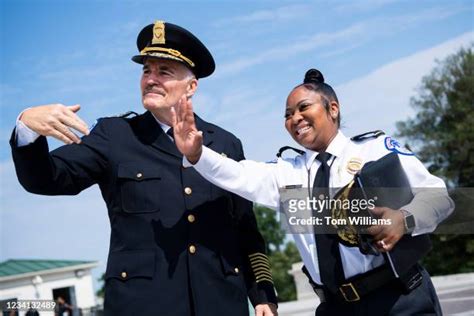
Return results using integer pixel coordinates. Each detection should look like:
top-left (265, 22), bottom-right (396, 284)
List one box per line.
top-left (173, 69), bottom-right (454, 315)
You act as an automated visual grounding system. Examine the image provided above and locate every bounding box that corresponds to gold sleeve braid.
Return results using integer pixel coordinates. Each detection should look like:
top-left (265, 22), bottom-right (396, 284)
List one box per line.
top-left (248, 253), bottom-right (273, 283)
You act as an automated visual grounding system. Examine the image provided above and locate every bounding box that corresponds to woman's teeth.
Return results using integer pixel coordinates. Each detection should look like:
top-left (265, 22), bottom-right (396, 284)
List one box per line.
top-left (297, 126), bottom-right (311, 135)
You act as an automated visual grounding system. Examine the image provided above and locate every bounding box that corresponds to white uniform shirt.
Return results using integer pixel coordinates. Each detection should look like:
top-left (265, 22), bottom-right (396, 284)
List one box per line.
top-left (184, 130), bottom-right (454, 285)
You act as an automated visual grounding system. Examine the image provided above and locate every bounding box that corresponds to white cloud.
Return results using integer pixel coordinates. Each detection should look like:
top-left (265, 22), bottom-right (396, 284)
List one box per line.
top-left (216, 5), bottom-right (468, 77)
top-left (209, 87), bottom-right (278, 124)
top-left (213, 4), bottom-right (311, 27)
top-left (386, 5), bottom-right (470, 29)
top-left (38, 65), bottom-right (116, 81)
top-left (336, 32), bottom-right (473, 137)
top-left (334, 0), bottom-right (400, 13)
top-left (216, 22), bottom-right (365, 77)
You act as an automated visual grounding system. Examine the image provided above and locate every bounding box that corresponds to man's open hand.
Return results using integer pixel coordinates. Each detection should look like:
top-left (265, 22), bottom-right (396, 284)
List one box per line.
top-left (171, 96), bottom-right (203, 164)
top-left (20, 103), bottom-right (89, 144)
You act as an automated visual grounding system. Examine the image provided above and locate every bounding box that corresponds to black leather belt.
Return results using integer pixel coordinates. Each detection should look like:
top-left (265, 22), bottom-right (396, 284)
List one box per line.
top-left (302, 264), bottom-right (423, 303)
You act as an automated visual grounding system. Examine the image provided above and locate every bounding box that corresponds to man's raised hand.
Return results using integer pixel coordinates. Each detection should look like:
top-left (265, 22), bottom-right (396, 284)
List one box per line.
top-left (171, 96), bottom-right (203, 164)
top-left (20, 104), bottom-right (89, 144)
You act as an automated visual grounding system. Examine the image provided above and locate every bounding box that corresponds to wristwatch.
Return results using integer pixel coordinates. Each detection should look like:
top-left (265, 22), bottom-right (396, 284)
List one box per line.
top-left (401, 209), bottom-right (415, 234)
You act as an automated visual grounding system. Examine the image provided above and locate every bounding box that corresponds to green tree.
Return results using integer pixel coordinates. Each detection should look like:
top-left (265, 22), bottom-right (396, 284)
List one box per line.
top-left (254, 205), bottom-right (285, 255)
top-left (396, 45), bottom-right (473, 186)
top-left (268, 242), bottom-right (301, 301)
top-left (96, 273), bottom-right (105, 298)
top-left (396, 44), bottom-right (474, 275)
top-left (254, 205), bottom-right (302, 302)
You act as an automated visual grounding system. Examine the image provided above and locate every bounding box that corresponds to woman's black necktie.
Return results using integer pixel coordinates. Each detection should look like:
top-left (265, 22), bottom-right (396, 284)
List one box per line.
top-left (312, 152), bottom-right (345, 293)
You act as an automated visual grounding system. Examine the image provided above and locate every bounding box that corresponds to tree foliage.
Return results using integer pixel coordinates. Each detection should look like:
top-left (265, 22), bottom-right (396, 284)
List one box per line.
top-left (96, 273), bottom-right (105, 298)
top-left (396, 44), bottom-right (474, 186)
top-left (396, 44), bottom-right (474, 275)
top-left (253, 205), bottom-right (285, 255)
top-left (254, 205), bottom-right (301, 302)
top-left (268, 242), bottom-right (301, 302)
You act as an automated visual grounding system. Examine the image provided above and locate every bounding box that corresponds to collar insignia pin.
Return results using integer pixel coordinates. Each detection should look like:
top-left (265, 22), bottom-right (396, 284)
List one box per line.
top-left (346, 157), bottom-right (363, 175)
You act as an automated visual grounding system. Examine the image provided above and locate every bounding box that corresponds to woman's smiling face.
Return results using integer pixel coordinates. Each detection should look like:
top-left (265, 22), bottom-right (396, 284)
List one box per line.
top-left (284, 86), bottom-right (339, 152)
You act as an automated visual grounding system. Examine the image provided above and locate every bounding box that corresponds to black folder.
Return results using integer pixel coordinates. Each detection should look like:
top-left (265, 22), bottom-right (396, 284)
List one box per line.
top-left (355, 152), bottom-right (432, 277)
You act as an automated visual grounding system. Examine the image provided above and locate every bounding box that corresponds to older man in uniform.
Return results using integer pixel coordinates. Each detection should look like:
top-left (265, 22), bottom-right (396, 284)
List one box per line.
top-left (10, 21), bottom-right (277, 316)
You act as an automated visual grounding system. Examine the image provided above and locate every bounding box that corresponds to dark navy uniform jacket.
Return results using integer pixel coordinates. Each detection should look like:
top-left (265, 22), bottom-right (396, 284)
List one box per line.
top-left (10, 111), bottom-right (276, 316)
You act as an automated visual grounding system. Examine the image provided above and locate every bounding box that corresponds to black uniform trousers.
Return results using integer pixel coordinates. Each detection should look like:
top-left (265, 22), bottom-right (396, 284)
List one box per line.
top-left (315, 267), bottom-right (442, 316)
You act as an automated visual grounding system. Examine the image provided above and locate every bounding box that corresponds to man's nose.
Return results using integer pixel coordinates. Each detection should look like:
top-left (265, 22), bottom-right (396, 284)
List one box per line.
top-left (146, 74), bottom-right (158, 84)
top-left (145, 70), bottom-right (161, 84)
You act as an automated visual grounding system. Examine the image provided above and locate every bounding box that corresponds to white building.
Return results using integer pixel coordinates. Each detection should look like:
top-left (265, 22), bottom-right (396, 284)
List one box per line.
top-left (0, 259), bottom-right (99, 316)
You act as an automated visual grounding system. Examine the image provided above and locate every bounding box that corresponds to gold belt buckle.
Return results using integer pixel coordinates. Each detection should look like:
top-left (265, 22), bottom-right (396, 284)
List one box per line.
top-left (339, 283), bottom-right (361, 302)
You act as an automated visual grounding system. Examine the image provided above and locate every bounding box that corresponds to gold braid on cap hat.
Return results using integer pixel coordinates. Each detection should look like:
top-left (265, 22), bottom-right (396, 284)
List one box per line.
top-left (140, 47), bottom-right (195, 68)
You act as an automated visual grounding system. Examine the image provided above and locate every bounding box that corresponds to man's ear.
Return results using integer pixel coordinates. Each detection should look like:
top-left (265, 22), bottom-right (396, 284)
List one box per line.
top-left (187, 78), bottom-right (198, 98)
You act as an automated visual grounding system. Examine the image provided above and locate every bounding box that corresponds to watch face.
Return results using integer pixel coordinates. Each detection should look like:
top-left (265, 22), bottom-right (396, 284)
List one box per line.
top-left (405, 214), bottom-right (416, 231)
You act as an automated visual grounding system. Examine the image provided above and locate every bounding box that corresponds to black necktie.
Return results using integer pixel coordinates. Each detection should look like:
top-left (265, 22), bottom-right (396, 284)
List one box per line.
top-left (166, 128), bottom-right (174, 139)
top-left (312, 152), bottom-right (345, 292)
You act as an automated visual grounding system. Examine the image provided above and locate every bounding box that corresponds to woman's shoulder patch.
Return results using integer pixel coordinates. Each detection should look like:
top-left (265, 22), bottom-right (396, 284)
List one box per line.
top-left (384, 136), bottom-right (414, 156)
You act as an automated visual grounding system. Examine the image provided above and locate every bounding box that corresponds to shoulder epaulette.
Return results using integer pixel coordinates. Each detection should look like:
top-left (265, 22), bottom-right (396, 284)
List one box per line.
top-left (276, 146), bottom-right (305, 158)
top-left (350, 130), bottom-right (385, 142)
top-left (117, 111), bottom-right (139, 118)
top-left (90, 111), bottom-right (139, 131)
top-left (100, 111), bottom-right (139, 119)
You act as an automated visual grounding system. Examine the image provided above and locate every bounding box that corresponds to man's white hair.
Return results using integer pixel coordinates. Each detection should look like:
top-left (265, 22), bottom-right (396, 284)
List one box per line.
top-left (183, 66), bottom-right (196, 80)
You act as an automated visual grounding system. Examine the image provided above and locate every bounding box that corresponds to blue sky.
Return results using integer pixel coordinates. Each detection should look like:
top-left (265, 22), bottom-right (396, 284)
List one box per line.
top-left (1, 0), bottom-right (473, 291)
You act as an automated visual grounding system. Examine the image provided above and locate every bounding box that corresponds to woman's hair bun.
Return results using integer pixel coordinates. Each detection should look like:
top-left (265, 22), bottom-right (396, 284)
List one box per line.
top-left (304, 69), bottom-right (324, 84)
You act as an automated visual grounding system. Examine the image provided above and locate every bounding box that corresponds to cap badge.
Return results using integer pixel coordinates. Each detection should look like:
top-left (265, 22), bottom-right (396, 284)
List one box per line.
top-left (152, 20), bottom-right (166, 45)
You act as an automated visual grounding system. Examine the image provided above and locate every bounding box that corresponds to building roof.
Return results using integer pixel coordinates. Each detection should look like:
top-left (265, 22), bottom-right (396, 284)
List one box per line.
top-left (0, 259), bottom-right (98, 279)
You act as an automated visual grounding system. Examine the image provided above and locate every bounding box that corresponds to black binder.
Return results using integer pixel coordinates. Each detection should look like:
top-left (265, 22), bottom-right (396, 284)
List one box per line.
top-left (355, 152), bottom-right (432, 277)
